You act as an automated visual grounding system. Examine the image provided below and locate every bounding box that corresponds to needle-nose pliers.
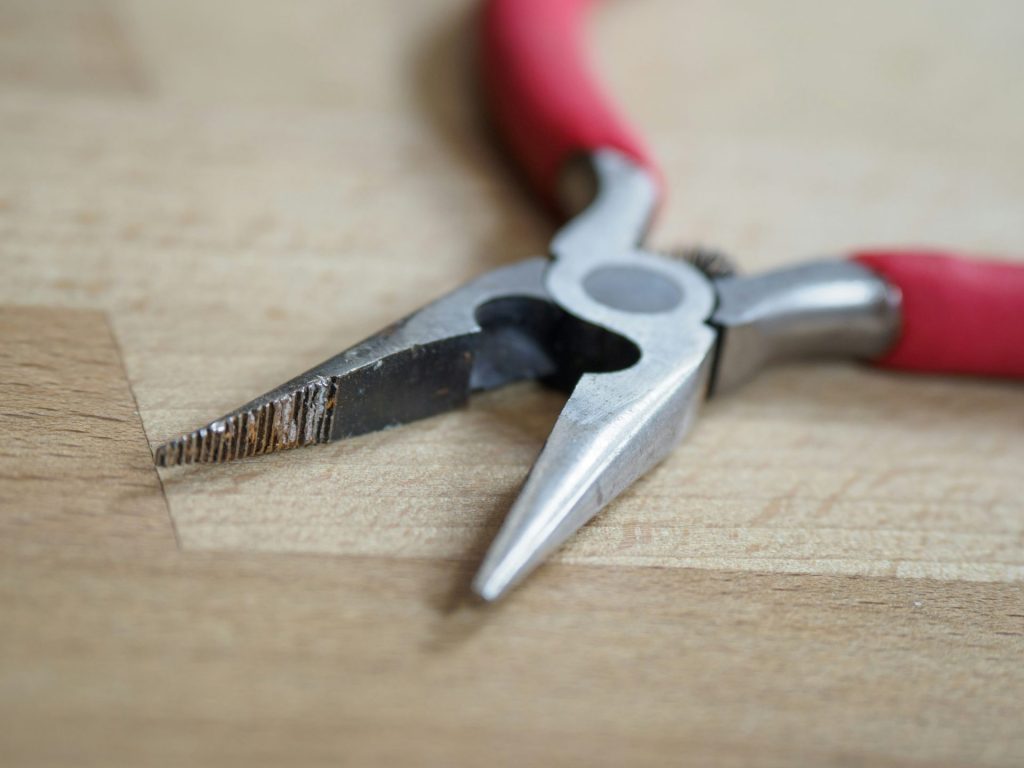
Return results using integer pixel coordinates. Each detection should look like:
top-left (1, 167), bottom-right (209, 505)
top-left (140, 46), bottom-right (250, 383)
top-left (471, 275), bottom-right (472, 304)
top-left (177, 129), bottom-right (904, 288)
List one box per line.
top-left (155, 0), bottom-right (1024, 601)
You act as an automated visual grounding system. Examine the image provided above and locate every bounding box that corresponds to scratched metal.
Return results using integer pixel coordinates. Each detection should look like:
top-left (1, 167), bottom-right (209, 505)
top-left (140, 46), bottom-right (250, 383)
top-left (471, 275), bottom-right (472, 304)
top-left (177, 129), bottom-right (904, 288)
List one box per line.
top-left (154, 378), bottom-right (337, 467)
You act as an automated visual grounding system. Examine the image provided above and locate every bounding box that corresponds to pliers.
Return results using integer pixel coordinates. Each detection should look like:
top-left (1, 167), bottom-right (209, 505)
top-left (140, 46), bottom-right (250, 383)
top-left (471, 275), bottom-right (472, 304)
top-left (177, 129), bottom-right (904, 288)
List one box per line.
top-left (155, 0), bottom-right (1024, 601)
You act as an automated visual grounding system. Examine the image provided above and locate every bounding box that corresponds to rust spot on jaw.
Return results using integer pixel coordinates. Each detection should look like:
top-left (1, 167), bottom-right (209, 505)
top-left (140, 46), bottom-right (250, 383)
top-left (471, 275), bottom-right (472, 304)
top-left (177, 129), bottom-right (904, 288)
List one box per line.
top-left (154, 376), bottom-right (340, 468)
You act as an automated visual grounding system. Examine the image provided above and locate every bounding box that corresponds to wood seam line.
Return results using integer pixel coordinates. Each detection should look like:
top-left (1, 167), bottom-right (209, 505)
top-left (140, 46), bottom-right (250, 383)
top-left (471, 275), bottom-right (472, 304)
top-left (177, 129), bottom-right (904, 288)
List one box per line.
top-left (106, 313), bottom-right (182, 549)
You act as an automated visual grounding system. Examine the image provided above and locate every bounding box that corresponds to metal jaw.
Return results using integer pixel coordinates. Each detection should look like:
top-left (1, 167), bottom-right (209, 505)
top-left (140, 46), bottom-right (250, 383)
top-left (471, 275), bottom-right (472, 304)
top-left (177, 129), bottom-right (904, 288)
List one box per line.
top-left (472, 153), bottom-right (717, 599)
top-left (155, 150), bottom-right (899, 601)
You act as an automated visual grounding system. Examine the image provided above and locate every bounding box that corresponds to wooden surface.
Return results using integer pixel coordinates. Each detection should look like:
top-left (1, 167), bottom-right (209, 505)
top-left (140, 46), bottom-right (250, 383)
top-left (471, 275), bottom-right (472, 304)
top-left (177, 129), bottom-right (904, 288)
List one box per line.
top-left (1, 1), bottom-right (1022, 765)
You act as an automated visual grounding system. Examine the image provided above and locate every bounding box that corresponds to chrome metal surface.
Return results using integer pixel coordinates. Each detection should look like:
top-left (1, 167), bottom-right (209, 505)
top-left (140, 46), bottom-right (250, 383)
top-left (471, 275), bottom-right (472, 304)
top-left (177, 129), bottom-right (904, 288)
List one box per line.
top-left (471, 335), bottom-right (714, 600)
top-left (710, 259), bottom-right (901, 394)
top-left (472, 151), bottom-right (717, 601)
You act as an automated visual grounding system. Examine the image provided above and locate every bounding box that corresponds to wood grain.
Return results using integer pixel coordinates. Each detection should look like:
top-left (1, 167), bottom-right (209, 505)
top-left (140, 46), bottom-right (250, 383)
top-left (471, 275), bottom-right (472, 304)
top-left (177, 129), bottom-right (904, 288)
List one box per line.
top-left (0, 309), bottom-right (1020, 766)
top-left (0, 0), bottom-right (145, 96)
top-left (4, 553), bottom-right (1023, 768)
top-left (0, 0), bottom-right (1022, 765)
top-left (0, 307), bottom-right (173, 551)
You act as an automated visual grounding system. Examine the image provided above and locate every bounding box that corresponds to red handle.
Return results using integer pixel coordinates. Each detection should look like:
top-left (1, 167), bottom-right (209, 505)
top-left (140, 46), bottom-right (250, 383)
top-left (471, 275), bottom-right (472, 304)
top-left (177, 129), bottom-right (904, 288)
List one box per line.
top-left (854, 250), bottom-right (1024, 378)
top-left (481, 0), bottom-right (659, 212)
top-left (481, 4), bottom-right (1024, 382)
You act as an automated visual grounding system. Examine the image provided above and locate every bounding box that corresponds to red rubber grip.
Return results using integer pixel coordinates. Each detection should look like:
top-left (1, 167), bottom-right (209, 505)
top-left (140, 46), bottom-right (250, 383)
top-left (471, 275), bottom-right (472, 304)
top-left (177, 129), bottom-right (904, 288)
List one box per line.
top-left (481, 0), bottom-right (659, 212)
top-left (854, 250), bottom-right (1024, 378)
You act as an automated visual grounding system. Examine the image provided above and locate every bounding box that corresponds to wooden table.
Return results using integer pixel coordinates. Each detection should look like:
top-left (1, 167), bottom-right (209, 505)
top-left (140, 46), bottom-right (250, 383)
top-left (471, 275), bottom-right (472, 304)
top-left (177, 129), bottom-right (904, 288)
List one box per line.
top-left (1, 1), bottom-right (1022, 765)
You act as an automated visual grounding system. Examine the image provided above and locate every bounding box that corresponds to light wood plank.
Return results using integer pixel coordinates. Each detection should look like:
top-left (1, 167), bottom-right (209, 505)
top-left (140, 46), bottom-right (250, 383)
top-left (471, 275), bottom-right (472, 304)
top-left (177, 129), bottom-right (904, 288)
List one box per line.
top-left (0, 0), bottom-right (1022, 764)
top-left (0, 306), bottom-right (173, 551)
top-left (0, 0), bottom-right (145, 96)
